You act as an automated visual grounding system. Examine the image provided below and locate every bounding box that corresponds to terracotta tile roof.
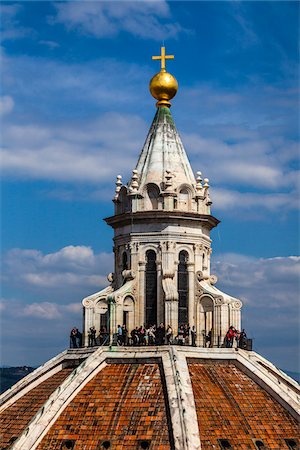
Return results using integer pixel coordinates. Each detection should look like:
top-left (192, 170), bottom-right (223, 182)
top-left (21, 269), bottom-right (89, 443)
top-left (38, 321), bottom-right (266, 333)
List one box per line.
top-left (188, 361), bottom-right (299, 449)
top-left (37, 363), bottom-right (172, 449)
top-left (0, 367), bottom-right (73, 449)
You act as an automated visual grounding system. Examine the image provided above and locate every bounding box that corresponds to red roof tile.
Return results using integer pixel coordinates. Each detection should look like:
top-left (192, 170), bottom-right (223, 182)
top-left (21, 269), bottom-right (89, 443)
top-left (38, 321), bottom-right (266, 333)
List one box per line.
top-left (0, 368), bottom-right (73, 448)
top-left (188, 361), bottom-right (299, 449)
top-left (37, 363), bottom-right (172, 449)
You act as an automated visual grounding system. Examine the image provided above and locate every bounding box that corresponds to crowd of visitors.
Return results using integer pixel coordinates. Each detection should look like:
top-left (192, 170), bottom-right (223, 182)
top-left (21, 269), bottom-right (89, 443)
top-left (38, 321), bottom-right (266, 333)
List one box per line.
top-left (70, 324), bottom-right (248, 349)
top-left (88, 325), bottom-right (109, 346)
top-left (224, 326), bottom-right (248, 349)
top-left (117, 323), bottom-right (195, 346)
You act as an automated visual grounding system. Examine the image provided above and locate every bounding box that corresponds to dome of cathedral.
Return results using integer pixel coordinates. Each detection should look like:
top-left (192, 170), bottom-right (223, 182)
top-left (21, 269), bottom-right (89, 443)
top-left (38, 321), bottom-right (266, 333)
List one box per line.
top-left (0, 347), bottom-right (299, 450)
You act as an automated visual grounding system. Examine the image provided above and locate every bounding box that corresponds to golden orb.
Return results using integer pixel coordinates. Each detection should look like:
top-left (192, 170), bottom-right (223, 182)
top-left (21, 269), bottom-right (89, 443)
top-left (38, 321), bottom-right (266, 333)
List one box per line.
top-left (149, 71), bottom-right (178, 107)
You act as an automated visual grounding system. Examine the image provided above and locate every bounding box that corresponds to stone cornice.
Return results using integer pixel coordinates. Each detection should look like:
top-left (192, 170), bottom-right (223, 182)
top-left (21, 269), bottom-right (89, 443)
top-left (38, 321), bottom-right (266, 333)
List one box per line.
top-left (105, 210), bottom-right (220, 230)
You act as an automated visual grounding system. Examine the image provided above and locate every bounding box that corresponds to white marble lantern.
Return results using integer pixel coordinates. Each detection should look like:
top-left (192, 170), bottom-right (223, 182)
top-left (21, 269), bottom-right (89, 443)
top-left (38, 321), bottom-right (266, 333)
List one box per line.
top-left (82, 49), bottom-right (242, 346)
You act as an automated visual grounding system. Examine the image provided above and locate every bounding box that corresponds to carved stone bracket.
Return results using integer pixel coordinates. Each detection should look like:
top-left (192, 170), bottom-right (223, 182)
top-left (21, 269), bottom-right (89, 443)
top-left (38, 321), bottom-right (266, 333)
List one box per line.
top-left (194, 243), bottom-right (204, 252)
top-left (195, 270), bottom-right (204, 283)
top-left (82, 298), bottom-right (94, 308)
top-left (195, 288), bottom-right (204, 301)
top-left (231, 299), bottom-right (243, 310)
top-left (122, 269), bottom-right (136, 281)
top-left (163, 270), bottom-right (175, 279)
top-left (209, 274), bottom-right (218, 285)
top-left (107, 272), bottom-right (115, 283)
top-left (214, 296), bottom-right (224, 305)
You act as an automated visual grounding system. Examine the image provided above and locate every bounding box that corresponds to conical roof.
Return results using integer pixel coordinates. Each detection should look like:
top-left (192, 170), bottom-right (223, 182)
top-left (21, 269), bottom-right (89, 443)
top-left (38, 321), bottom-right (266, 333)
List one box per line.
top-left (135, 106), bottom-right (196, 191)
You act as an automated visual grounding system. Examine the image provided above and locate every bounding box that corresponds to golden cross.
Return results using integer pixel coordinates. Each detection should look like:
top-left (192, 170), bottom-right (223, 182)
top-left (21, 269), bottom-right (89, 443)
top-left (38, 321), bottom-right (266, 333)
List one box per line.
top-left (152, 46), bottom-right (174, 72)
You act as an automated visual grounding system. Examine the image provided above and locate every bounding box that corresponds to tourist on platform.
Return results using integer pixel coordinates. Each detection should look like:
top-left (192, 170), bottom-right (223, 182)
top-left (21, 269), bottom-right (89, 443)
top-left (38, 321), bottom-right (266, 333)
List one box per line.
top-left (166, 325), bottom-right (173, 344)
top-left (131, 327), bottom-right (139, 345)
top-left (76, 329), bottom-right (82, 348)
top-left (122, 324), bottom-right (128, 345)
top-left (148, 325), bottom-right (156, 345)
top-left (88, 326), bottom-right (97, 347)
top-left (138, 326), bottom-right (146, 345)
top-left (191, 326), bottom-right (197, 347)
top-left (145, 326), bottom-right (150, 345)
top-left (100, 326), bottom-right (109, 345)
top-left (177, 325), bottom-right (185, 345)
top-left (156, 323), bottom-right (165, 345)
top-left (184, 324), bottom-right (190, 345)
top-left (225, 326), bottom-right (236, 348)
top-left (70, 327), bottom-right (78, 348)
top-left (206, 329), bottom-right (212, 348)
top-left (117, 325), bottom-right (123, 346)
top-left (238, 329), bottom-right (247, 349)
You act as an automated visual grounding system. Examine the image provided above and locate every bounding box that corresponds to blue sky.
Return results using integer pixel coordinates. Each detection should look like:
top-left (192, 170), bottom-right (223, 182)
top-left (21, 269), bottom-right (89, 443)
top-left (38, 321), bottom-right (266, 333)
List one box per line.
top-left (1, 1), bottom-right (299, 372)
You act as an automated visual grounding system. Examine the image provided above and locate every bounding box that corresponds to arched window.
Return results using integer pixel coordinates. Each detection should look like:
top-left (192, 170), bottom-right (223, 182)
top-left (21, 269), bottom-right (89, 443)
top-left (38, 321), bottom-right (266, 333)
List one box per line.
top-left (145, 250), bottom-right (157, 326)
top-left (146, 184), bottom-right (160, 210)
top-left (178, 251), bottom-right (189, 325)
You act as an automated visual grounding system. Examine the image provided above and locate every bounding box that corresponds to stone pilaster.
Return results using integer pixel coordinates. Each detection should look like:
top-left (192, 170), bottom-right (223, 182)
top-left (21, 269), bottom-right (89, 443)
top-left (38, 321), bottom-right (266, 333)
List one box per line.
top-left (187, 262), bottom-right (195, 327)
top-left (138, 261), bottom-right (146, 327)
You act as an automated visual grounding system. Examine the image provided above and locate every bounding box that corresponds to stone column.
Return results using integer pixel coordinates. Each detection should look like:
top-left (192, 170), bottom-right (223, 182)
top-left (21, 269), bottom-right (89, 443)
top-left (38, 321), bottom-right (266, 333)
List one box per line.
top-left (230, 301), bottom-right (242, 331)
top-left (220, 303), bottom-right (229, 344)
top-left (194, 243), bottom-right (203, 273)
top-left (187, 262), bottom-right (195, 327)
top-left (165, 298), bottom-right (178, 333)
top-left (115, 300), bottom-right (123, 329)
top-left (138, 261), bottom-right (146, 327)
top-left (82, 300), bottom-right (94, 346)
top-left (109, 299), bottom-right (117, 346)
top-left (156, 259), bottom-right (163, 324)
top-left (207, 247), bottom-right (212, 277)
top-left (213, 302), bottom-right (222, 347)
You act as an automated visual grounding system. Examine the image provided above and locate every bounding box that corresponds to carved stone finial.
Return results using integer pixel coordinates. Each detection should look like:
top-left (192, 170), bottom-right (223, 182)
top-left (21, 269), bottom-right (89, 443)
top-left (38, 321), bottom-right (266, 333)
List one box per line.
top-left (196, 171), bottom-right (203, 191)
top-left (203, 178), bottom-right (209, 189)
top-left (114, 175), bottom-right (122, 200)
top-left (129, 169), bottom-right (139, 193)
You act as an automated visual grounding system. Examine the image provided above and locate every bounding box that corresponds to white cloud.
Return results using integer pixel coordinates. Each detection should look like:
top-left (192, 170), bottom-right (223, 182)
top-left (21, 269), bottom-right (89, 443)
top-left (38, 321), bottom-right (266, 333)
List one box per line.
top-left (0, 95), bottom-right (14, 115)
top-left (51, 1), bottom-right (184, 40)
top-left (22, 302), bottom-right (61, 319)
top-left (1, 50), bottom-right (298, 216)
top-left (1, 113), bottom-right (146, 182)
top-left (0, 4), bottom-right (34, 41)
top-left (3, 246), bottom-right (114, 298)
top-left (63, 303), bottom-right (82, 314)
top-left (38, 40), bottom-right (59, 49)
top-left (212, 188), bottom-right (299, 213)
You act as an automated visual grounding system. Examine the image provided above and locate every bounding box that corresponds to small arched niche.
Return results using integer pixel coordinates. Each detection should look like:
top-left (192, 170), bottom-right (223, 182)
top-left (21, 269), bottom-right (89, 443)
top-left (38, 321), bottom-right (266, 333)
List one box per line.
top-left (123, 296), bottom-right (135, 331)
top-left (199, 296), bottom-right (214, 347)
top-left (145, 183), bottom-right (160, 210)
top-left (178, 185), bottom-right (192, 211)
top-left (95, 299), bottom-right (108, 330)
top-left (117, 186), bottom-right (129, 214)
